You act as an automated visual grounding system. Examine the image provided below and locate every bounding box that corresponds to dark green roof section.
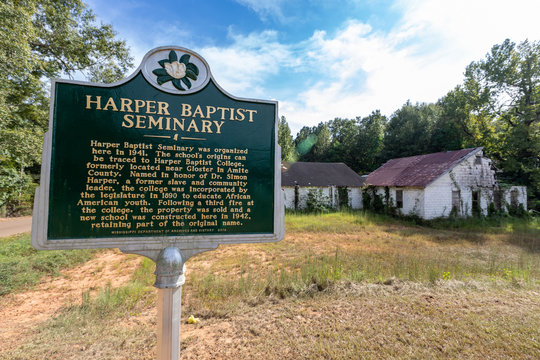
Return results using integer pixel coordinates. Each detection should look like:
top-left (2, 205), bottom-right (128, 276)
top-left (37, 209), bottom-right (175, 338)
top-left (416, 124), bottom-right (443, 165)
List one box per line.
top-left (281, 162), bottom-right (365, 187)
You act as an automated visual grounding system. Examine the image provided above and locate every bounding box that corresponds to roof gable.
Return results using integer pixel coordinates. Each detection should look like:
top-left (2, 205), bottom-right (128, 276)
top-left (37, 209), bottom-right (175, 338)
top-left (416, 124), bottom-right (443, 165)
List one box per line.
top-left (365, 148), bottom-right (482, 188)
top-left (281, 162), bottom-right (365, 187)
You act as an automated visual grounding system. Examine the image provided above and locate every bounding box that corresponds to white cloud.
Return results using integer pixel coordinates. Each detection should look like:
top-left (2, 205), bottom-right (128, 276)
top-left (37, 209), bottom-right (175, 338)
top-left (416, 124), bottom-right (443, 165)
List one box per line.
top-left (234, 0), bottom-right (287, 22)
top-left (90, 0), bottom-right (540, 135)
top-left (281, 0), bottom-right (540, 133)
top-left (281, 20), bottom-right (431, 131)
top-left (198, 30), bottom-right (295, 97)
top-left (396, 0), bottom-right (540, 59)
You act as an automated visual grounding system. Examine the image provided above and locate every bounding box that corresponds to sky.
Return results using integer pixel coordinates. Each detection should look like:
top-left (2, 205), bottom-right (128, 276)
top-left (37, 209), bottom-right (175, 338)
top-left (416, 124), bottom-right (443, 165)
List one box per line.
top-left (86, 0), bottom-right (539, 134)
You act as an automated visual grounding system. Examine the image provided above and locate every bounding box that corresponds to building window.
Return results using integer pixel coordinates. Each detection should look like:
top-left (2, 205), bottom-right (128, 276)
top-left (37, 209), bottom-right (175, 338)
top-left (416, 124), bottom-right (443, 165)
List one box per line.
top-left (396, 190), bottom-right (403, 208)
top-left (475, 155), bottom-right (482, 165)
top-left (452, 190), bottom-right (461, 214)
top-left (472, 190), bottom-right (480, 216)
top-left (510, 189), bottom-right (519, 207)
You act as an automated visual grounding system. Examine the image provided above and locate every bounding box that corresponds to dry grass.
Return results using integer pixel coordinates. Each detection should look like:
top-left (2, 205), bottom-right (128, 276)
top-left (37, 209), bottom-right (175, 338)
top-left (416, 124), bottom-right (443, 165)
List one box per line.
top-left (181, 285), bottom-right (540, 359)
top-left (1, 212), bottom-right (539, 359)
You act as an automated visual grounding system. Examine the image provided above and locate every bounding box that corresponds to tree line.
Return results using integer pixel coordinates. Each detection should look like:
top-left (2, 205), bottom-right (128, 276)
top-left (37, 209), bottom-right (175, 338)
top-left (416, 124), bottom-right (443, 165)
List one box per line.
top-left (279, 39), bottom-right (539, 211)
top-left (0, 1), bottom-right (538, 214)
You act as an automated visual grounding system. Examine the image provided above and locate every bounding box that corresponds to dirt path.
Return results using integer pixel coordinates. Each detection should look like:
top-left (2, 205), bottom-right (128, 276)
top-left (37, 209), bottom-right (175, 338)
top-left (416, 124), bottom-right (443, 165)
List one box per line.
top-left (0, 249), bottom-right (141, 352)
top-left (0, 216), bottom-right (32, 237)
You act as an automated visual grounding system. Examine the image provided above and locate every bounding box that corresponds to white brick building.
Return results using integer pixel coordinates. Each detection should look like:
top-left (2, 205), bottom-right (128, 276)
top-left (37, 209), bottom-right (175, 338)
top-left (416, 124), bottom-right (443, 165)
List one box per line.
top-left (364, 148), bottom-right (527, 219)
top-left (281, 162), bottom-right (364, 210)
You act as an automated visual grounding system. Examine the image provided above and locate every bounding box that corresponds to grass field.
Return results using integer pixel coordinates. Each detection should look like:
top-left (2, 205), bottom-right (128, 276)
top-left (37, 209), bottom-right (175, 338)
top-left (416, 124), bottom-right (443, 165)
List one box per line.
top-left (1, 212), bottom-right (539, 359)
top-left (0, 233), bottom-right (96, 296)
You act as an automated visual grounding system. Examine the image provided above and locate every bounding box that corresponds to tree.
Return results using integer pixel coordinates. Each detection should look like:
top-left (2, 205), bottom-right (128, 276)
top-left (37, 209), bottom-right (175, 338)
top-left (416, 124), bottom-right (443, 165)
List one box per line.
top-left (294, 126), bottom-right (317, 161)
top-left (429, 90), bottom-right (466, 152)
top-left (0, 0), bottom-right (133, 214)
top-left (278, 116), bottom-right (295, 161)
top-left (326, 118), bottom-right (359, 165)
top-left (463, 39), bottom-right (539, 210)
top-left (312, 123), bottom-right (331, 161)
top-left (294, 123), bottom-right (332, 162)
top-left (354, 111), bottom-right (386, 173)
top-left (433, 84), bottom-right (500, 155)
top-left (382, 101), bottom-right (438, 161)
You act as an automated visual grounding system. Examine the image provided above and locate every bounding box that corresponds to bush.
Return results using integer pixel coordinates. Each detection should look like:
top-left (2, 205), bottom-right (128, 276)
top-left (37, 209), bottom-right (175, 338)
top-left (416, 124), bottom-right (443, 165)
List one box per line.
top-left (507, 203), bottom-right (528, 218)
top-left (372, 193), bottom-right (385, 213)
top-left (488, 202), bottom-right (498, 217)
top-left (362, 191), bottom-right (372, 210)
top-left (306, 189), bottom-right (331, 213)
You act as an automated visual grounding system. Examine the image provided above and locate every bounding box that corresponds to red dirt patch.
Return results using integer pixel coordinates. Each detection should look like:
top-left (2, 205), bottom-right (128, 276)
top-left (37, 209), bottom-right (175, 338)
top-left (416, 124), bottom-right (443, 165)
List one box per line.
top-left (0, 249), bottom-right (141, 352)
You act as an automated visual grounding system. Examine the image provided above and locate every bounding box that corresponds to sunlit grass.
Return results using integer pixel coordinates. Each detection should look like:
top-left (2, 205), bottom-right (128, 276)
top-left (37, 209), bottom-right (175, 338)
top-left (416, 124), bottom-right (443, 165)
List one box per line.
top-left (2, 212), bottom-right (539, 360)
top-left (0, 233), bottom-right (96, 296)
top-left (182, 212), bottom-right (539, 316)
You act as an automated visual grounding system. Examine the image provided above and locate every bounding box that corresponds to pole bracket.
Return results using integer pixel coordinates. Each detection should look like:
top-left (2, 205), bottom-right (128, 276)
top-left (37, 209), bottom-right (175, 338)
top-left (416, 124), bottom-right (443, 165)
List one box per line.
top-left (154, 247), bottom-right (185, 289)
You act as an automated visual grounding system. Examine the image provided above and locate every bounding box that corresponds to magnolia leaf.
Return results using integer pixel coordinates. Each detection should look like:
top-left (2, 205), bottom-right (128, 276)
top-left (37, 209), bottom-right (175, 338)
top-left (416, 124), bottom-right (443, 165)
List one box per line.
top-left (168, 50), bottom-right (178, 62)
top-left (153, 68), bottom-right (169, 77)
top-left (158, 59), bottom-right (169, 68)
top-left (180, 54), bottom-right (190, 65)
top-left (181, 77), bottom-right (192, 89)
top-left (186, 69), bottom-right (197, 80)
top-left (187, 63), bottom-right (199, 76)
top-left (172, 78), bottom-right (184, 90)
top-left (157, 75), bottom-right (174, 85)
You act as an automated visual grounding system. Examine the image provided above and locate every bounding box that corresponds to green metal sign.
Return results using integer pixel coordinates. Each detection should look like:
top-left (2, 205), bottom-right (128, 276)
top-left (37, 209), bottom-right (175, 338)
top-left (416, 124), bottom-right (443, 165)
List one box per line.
top-left (32, 46), bottom-right (284, 251)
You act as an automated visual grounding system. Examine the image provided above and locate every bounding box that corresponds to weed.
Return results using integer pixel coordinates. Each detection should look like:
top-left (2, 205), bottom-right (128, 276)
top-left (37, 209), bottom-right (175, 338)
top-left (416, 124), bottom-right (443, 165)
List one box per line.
top-left (68, 257), bottom-right (155, 319)
top-left (0, 234), bottom-right (96, 296)
top-left (2, 211), bottom-right (540, 360)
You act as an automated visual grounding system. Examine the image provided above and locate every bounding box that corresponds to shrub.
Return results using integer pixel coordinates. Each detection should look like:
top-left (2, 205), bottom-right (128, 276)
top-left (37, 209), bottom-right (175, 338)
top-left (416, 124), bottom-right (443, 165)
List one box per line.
top-left (362, 191), bottom-right (372, 210)
top-left (306, 189), bottom-right (331, 213)
top-left (488, 202), bottom-right (498, 217)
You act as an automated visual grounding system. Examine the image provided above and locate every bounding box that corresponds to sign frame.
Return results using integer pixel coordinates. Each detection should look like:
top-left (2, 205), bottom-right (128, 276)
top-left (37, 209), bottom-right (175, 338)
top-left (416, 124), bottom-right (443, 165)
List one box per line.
top-left (31, 45), bottom-right (284, 253)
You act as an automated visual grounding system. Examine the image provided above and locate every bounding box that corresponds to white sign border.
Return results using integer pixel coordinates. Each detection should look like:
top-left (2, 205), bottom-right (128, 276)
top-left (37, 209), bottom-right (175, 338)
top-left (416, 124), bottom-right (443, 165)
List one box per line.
top-left (31, 46), bottom-right (284, 252)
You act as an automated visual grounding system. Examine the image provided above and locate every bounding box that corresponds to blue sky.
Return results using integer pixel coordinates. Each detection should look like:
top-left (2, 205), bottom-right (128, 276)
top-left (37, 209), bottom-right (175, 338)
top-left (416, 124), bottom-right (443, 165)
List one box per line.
top-left (87, 0), bottom-right (539, 134)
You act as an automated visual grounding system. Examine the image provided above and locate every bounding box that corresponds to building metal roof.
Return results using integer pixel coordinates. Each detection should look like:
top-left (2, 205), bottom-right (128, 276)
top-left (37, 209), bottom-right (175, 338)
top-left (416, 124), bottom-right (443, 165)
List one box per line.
top-left (281, 162), bottom-right (365, 187)
top-left (365, 148), bottom-right (482, 188)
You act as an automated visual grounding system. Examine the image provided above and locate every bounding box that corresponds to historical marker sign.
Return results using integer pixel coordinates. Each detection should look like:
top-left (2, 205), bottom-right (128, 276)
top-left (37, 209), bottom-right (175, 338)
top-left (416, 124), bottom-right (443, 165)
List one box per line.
top-left (32, 46), bottom-right (284, 252)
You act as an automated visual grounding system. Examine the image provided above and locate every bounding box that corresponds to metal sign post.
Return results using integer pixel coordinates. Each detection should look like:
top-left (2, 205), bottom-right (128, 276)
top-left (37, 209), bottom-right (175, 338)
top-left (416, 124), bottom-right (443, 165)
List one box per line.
top-left (32, 46), bottom-right (284, 359)
top-left (155, 247), bottom-right (184, 360)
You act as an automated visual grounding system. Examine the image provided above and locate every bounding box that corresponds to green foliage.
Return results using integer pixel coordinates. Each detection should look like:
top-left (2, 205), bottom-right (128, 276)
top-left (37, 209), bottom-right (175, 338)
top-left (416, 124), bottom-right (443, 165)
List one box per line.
top-left (0, 0), bottom-right (132, 214)
top-left (278, 116), bottom-right (295, 161)
top-left (362, 190), bottom-right (372, 210)
top-left (354, 111), bottom-right (386, 173)
top-left (0, 127), bottom-right (43, 213)
top-left (78, 257), bottom-right (155, 317)
top-left (294, 126), bottom-right (318, 159)
top-left (326, 118), bottom-right (358, 165)
top-left (382, 101), bottom-right (440, 160)
top-left (0, 166), bottom-right (34, 216)
top-left (294, 113), bottom-right (386, 174)
top-left (306, 189), bottom-right (331, 213)
top-left (362, 187), bottom-right (386, 214)
top-left (488, 202), bottom-right (498, 217)
top-left (463, 39), bottom-right (540, 210)
top-left (430, 90), bottom-right (468, 151)
top-left (337, 186), bottom-right (349, 208)
top-left (289, 39), bottom-right (538, 210)
top-left (0, 233), bottom-right (95, 295)
top-left (372, 192), bottom-right (385, 213)
top-left (507, 203), bottom-right (528, 218)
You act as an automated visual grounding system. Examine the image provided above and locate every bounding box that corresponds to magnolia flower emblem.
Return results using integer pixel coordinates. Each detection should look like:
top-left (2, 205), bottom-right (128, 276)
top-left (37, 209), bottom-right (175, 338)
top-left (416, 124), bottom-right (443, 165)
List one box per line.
top-left (152, 50), bottom-right (199, 91)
